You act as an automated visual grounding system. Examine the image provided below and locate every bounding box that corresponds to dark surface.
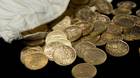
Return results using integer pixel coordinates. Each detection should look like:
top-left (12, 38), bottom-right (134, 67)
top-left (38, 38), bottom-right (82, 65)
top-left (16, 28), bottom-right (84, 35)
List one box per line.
top-left (0, 0), bottom-right (140, 78)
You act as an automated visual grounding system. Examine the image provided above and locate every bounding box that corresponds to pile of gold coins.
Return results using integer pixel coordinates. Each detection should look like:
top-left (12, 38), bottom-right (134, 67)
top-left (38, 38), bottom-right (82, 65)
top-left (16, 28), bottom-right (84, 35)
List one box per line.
top-left (20, 0), bottom-right (140, 77)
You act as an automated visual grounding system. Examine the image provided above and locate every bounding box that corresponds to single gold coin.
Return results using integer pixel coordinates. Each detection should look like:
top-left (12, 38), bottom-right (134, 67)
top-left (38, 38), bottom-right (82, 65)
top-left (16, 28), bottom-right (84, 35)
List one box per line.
top-left (112, 8), bottom-right (132, 15)
top-left (53, 43), bottom-right (77, 66)
top-left (52, 16), bottom-right (71, 31)
top-left (75, 21), bottom-right (94, 36)
top-left (83, 48), bottom-right (107, 65)
top-left (71, 0), bottom-right (89, 5)
top-left (95, 0), bottom-right (113, 14)
top-left (95, 36), bottom-right (106, 46)
top-left (117, 1), bottom-right (136, 9)
top-left (72, 63), bottom-right (97, 78)
top-left (106, 23), bottom-right (123, 35)
top-left (64, 26), bottom-right (82, 41)
top-left (21, 24), bottom-right (49, 36)
top-left (20, 46), bottom-right (44, 64)
top-left (75, 6), bottom-right (97, 22)
top-left (105, 40), bottom-right (129, 57)
top-left (123, 26), bottom-right (140, 41)
top-left (81, 35), bottom-right (100, 44)
top-left (74, 41), bottom-right (96, 58)
top-left (23, 32), bottom-right (47, 41)
top-left (24, 53), bottom-right (48, 70)
top-left (90, 21), bottom-right (108, 37)
top-left (95, 13), bottom-right (111, 22)
top-left (46, 30), bottom-right (67, 40)
top-left (112, 14), bottom-right (135, 28)
top-left (24, 39), bottom-right (45, 47)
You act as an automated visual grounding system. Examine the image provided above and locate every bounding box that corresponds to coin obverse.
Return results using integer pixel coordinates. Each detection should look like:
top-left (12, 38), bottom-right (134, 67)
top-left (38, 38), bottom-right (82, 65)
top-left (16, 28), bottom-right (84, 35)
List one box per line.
top-left (83, 48), bottom-right (107, 65)
top-left (105, 40), bottom-right (129, 57)
top-left (52, 42), bottom-right (77, 66)
top-left (72, 63), bottom-right (97, 78)
top-left (24, 53), bottom-right (48, 70)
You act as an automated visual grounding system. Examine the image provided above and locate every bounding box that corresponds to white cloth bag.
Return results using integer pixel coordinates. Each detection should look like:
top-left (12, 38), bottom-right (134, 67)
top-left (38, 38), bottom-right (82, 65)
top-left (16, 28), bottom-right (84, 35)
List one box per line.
top-left (0, 0), bottom-right (70, 43)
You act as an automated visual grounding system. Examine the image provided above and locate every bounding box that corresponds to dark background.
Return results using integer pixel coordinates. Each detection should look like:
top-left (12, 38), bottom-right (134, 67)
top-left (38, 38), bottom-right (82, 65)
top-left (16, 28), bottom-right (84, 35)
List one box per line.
top-left (0, 0), bottom-right (140, 78)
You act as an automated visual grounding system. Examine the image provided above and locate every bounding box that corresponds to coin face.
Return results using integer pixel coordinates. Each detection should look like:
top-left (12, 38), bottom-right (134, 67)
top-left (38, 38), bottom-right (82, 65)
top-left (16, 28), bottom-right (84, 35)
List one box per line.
top-left (52, 16), bottom-right (71, 31)
top-left (117, 1), bottom-right (136, 9)
top-left (75, 6), bottom-right (97, 22)
top-left (106, 23), bottom-right (123, 35)
top-left (112, 8), bottom-right (132, 15)
top-left (95, 0), bottom-right (113, 14)
top-left (83, 48), bottom-right (107, 65)
top-left (75, 21), bottom-right (94, 36)
top-left (24, 53), bottom-right (48, 70)
top-left (96, 14), bottom-right (110, 22)
top-left (64, 26), bottom-right (82, 41)
top-left (71, 63), bottom-right (97, 78)
top-left (90, 21), bottom-right (108, 37)
top-left (81, 35), bottom-right (100, 44)
top-left (105, 40), bottom-right (129, 57)
top-left (74, 41), bottom-right (96, 58)
top-left (20, 46), bottom-right (44, 64)
top-left (123, 26), bottom-right (140, 41)
top-left (112, 14), bottom-right (135, 28)
top-left (46, 30), bottom-right (67, 40)
top-left (53, 43), bottom-right (77, 66)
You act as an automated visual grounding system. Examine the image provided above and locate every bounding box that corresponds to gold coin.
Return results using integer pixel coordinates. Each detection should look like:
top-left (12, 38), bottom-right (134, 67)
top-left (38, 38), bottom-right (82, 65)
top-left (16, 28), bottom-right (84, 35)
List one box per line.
top-left (105, 40), bottom-right (129, 57)
top-left (71, 63), bottom-right (97, 78)
top-left (46, 30), bottom-right (67, 40)
top-left (71, 0), bottom-right (89, 5)
top-left (136, 9), bottom-right (140, 17)
top-left (24, 53), bottom-right (48, 70)
top-left (75, 21), bottom-right (94, 36)
top-left (90, 21), bottom-right (108, 37)
top-left (64, 26), bottom-right (82, 41)
top-left (106, 23), bottom-right (123, 35)
top-left (20, 46), bottom-right (44, 64)
top-left (23, 32), bottom-right (47, 41)
top-left (95, 0), bottom-right (113, 14)
top-left (52, 16), bottom-right (71, 31)
top-left (53, 43), bottom-right (77, 66)
top-left (74, 41), bottom-right (96, 58)
top-left (112, 8), bottom-right (132, 15)
top-left (80, 35), bottom-right (100, 44)
top-left (95, 36), bottom-right (106, 46)
top-left (21, 24), bottom-right (49, 36)
top-left (83, 48), bottom-right (107, 65)
top-left (123, 26), bottom-right (140, 41)
top-left (100, 32), bottom-right (123, 45)
top-left (117, 1), bottom-right (136, 9)
top-left (24, 39), bottom-right (45, 47)
top-left (75, 6), bottom-right (97, 22)
top-left (95, 13), bottom-right (111, 22)
top-left (112, 14), bottom-right (135, 28)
